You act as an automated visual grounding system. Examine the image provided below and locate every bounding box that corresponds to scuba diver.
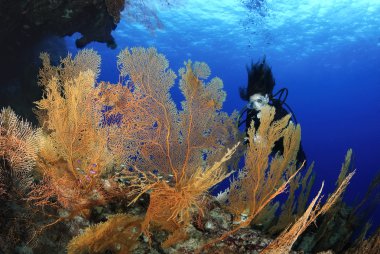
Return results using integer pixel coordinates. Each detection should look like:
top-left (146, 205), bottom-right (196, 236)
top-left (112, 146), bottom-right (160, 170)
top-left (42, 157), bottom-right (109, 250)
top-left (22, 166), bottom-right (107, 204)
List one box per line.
top-left (238, 56), bottom-right (306, 164)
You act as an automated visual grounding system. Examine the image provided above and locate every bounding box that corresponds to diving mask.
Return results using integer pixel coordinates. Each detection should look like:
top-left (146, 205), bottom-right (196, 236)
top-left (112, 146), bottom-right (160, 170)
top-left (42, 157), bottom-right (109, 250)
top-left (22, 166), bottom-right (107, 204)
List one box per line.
top-left (247, 93), bottom-right (269, 111)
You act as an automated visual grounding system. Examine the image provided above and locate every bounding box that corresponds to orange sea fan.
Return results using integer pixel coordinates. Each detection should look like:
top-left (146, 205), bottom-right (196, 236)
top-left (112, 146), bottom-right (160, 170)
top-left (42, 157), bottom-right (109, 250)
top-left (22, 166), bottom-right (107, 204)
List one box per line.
top-left (32, 47), bottom-right (241, 249)
top-left (111, 47), bottom-right (240, 245)
top-left (137, 143), bottom-right (240, 246)
top-left (200, 106), bottom-right (303, 251)
top-left (33, 51), bottom-right (119, 214)
top-left (115, 47), bottom-right (239, 182)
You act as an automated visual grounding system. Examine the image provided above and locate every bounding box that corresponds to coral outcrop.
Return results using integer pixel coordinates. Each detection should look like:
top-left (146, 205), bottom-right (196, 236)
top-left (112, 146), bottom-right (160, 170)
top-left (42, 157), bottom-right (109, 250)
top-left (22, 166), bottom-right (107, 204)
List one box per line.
top-left (0, 47), bottom-right (377, 253)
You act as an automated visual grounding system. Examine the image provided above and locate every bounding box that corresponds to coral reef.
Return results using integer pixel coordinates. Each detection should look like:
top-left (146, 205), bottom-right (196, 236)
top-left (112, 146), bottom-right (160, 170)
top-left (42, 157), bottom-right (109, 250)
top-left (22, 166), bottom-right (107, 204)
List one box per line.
top-left (0, 47), bottom-right (378, 254)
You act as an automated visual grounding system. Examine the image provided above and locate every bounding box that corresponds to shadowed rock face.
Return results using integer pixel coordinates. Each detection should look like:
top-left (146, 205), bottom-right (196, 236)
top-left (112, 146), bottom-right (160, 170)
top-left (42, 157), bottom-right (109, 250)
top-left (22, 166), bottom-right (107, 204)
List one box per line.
top-left (0, 0), bottom-right (123, 54)
top-left (0, 0), bottom-right (124, 122)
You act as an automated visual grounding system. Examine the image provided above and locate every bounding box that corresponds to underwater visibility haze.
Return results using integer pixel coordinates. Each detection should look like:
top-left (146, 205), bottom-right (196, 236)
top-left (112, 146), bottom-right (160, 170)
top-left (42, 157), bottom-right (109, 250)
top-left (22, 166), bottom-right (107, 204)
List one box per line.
top-left (0, 0), bottom-right (379, 253)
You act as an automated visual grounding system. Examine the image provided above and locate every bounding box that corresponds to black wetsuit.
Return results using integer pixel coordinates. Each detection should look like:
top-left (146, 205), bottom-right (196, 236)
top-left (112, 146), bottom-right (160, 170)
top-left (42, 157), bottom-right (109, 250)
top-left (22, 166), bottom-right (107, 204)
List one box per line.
top-left (245, 99), bottom-right (306, 165)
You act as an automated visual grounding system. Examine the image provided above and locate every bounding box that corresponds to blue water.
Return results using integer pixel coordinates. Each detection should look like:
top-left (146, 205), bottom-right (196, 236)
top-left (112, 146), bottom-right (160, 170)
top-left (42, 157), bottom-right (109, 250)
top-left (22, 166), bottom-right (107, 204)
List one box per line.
top-left (65, 0), bottom-right (380, 228)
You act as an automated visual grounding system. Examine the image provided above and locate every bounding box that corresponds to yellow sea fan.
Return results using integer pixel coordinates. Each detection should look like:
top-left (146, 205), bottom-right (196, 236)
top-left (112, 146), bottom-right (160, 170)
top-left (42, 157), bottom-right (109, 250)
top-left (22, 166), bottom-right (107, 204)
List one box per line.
top-left (67, 214), bottom-right (143, 254)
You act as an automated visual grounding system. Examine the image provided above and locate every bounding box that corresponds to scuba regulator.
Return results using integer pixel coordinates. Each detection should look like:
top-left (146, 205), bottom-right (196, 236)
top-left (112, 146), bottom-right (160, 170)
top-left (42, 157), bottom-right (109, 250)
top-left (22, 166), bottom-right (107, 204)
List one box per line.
top-left (237, 87), bottom-right (298, 128)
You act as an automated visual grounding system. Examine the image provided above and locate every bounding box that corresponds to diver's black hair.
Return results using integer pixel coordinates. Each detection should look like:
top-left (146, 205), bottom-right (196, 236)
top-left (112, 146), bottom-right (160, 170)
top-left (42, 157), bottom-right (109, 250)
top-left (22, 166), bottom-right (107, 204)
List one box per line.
top-left (239, 56), bottom-right (276, 101)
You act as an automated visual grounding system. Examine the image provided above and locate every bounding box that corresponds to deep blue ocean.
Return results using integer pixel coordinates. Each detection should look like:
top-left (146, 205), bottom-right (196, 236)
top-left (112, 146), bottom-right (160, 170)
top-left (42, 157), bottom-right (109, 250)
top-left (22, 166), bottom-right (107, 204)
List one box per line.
top-left (63, 0), bottom-right (380, 229)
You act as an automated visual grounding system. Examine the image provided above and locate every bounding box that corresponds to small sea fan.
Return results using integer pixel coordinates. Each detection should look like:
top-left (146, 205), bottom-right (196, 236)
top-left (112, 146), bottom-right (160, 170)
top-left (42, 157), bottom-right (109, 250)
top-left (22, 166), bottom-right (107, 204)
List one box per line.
top-left (0, 107), bottom-right (41, 196)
